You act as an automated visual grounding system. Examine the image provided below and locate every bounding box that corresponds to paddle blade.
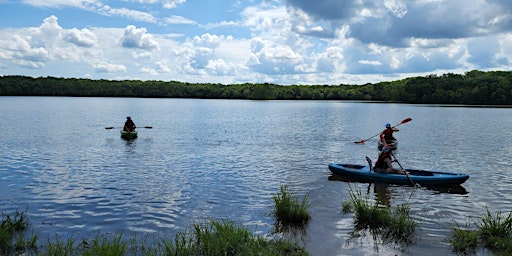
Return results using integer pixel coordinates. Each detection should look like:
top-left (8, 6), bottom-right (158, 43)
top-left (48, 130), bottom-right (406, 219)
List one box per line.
top-left (400, 117), bottom-right (412, 124)
top-left (354, 140), bottom-right (365, 144)
top-left (105, 127), bottom-right (114, 129)
top-left (143, 126), bottom-right (153, 129)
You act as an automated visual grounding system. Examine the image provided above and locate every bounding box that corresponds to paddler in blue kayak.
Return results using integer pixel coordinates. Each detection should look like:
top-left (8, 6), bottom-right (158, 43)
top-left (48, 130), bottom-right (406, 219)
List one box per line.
top-left (123, 116), bottom-right (136, 132)
top-left (374, 145), bottom-right (406, 175)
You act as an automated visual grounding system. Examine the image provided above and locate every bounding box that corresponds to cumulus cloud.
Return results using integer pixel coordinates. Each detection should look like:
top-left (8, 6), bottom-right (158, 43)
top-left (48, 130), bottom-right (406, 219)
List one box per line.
top-left (0, 16), bottom-right (61, 69)
top-left (193, 33), bottom-right (222, 48)
top-left (205, 59), bottom-right (236, 75)
top-left (9, 35), bottom-right (49, 68)
top-left (248, 41), bottom-right (302, 75)
top-left (120, 25), bottom-right (159, 50)
top-left (65, 28), bottom-right (98, 47)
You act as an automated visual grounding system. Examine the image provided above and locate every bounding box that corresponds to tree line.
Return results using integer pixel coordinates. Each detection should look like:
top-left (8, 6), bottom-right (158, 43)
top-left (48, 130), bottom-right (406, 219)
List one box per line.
top-left (1, 70), bottom-right (511, 105)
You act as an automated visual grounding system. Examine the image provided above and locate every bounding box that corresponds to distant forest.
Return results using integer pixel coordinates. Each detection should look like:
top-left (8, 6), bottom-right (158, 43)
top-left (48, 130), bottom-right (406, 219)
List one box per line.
top-left (1, 70), bottom-right (512, 105)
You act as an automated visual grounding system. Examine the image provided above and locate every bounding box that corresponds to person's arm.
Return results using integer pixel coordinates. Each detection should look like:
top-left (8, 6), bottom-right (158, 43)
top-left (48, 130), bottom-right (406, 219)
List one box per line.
top-left (380, 131), bottom-right (386, 143)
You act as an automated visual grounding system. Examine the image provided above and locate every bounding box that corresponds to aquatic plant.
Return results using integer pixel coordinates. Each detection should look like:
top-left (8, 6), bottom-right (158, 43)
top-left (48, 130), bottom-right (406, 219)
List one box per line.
top-left (158, 219), bottom-right (309, 256)
top-left (343, 188), bottom-right (417, 246)
top-left (450, 208), bottom-right (512, 255)
top-left (272, 184), bottom-right (311, 226)
top-left (1, 209), bottom-right (309, 255)
top-left (0, 209), bottom-right (36, 254)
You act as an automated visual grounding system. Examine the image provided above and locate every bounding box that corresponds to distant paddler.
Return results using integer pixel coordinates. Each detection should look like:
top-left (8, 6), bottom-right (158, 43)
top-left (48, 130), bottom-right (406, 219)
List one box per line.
top-left (123, 116), bottom-right (136, 132)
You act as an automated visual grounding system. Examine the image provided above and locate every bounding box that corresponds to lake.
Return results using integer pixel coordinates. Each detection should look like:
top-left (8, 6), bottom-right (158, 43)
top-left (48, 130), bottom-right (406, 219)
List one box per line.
top-left (1, 97), bottom-right (511, 255)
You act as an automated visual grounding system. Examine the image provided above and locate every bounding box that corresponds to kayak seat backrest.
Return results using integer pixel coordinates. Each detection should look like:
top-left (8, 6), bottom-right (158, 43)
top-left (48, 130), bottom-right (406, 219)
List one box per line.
top-left (365, 156), bottom-right (372, 172)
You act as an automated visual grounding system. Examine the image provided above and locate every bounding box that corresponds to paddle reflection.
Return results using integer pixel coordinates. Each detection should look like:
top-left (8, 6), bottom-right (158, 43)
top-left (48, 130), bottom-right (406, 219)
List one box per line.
top-left (328, 174), bottom-right (468, 195)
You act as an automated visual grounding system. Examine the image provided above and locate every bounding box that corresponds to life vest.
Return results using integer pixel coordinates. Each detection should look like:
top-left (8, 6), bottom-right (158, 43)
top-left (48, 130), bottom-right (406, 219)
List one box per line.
top-left (382, 128), bottom-right (394, 140)
top-left (374, 152), bottom-right (391, 170)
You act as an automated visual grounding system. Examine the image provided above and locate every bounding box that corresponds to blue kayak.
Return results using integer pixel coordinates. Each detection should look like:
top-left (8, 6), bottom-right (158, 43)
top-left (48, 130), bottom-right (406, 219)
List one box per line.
top-left (328, 163), bottom-right (469, 186)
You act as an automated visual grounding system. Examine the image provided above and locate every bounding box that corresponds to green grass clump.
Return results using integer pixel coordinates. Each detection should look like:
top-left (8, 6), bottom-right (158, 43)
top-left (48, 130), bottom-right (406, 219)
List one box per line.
top-left (160, 219), bottom-right (308, 256)
top-left (450, 208), bottom-right (512, 255)
top-left (0, 209), bottom-right (37, 254)
top-left (343, 189), bottom-right (417, 246)
top-left (1, 208), bottom-right (308, 256)
top-left (82, 232), bottom-right (128, 256)
top-left (272, 185), bottom-right (311, 226)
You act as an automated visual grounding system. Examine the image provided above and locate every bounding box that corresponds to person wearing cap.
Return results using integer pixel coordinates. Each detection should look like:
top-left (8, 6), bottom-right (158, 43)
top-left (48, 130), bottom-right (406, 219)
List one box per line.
top-left (374, 145), bottom-right (406, 174)
top-left (123, 116), bottom-right (136, 132)
top-left (380, 123), bottom-right (399, 144)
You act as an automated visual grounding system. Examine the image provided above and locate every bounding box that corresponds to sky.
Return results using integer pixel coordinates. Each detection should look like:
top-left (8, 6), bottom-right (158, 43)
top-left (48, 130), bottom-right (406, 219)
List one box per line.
top-left (0, 0), bottom-right (511, 85)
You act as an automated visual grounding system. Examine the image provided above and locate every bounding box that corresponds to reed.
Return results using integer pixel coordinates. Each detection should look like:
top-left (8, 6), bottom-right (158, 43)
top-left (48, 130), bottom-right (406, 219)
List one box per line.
top-left (450, 208), bottom-right (512, 254)
top-left (272, 185), bottom-right (311, 226)
top-left (41, 236), bottom-right (76, 256)
top-left (0, 209), bottom-right (35, 255)
top-left (81, 232), bottom-right (128, 256)
top-left (159, 219), bottom-right (309, 256)
top-left (2, 208), bottom-right (308, 256)
top-left (448, 222), bottom-right (479, 254)
top-left (343, 188), bottom-right (417, 245)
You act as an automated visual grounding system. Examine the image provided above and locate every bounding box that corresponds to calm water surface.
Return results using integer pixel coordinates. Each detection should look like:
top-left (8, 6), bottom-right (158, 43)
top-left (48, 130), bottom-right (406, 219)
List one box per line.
top-left (1, 97), bottom-right (512, 255)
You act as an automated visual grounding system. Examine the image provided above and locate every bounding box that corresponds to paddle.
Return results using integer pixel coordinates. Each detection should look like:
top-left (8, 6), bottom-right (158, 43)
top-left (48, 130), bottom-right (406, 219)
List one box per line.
top-left (354, 117), bottom-right (412, 144)
top-left (105, 126), bottom-right (152, 129)
top-left (391, 154), bottom-right (420, 187)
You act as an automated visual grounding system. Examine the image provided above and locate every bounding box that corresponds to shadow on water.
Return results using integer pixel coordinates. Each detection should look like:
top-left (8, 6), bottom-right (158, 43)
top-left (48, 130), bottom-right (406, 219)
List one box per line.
top-left (328, 174), bottom-right (468, 195)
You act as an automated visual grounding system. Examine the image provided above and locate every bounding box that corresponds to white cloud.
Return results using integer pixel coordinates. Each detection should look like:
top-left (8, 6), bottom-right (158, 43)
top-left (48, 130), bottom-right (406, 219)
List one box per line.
top-left (359, 60), bottom-right (383, 66)
top-left (65, 28), bottom-right (98, 47)
top-left (384, 0), bottom-right (408, 18)
top-left (165, 15), bottom-right (196, 25)
top-left (193, 33), bottom-right (222, 48)
top-left (99, 6), bottom-right (158, 23)
top-left (134, 0), bottom-right (186, 9)
top-left (140, 67), bottom-right (158, 75)
top-left (94, 62), bottom-right (127, 73)
top-left (205, 59), bottom-right (233, 75)
top-left (120, 25), bottom-right (160, 50)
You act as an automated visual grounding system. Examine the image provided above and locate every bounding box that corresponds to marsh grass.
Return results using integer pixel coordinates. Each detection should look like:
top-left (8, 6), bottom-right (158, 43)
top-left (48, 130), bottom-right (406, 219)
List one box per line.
top-left (343, 188), bottom-right (417, 246)
top-left (450, 208), bottom-right (512, 255)
top-left (449, 223), bottom-right (479, 254)
top-left (159, 219), bottom-right (308, 256)
top-left (4, 184), bottom-right (311, 256)
top-left (272, 185), bottom-right (311, 226)
top-left (81, 232), bottom-right (128, 256)
top-left (1, 209), bottom-right (308, 256)
top-left (0, 209), bottom-right (37, 254)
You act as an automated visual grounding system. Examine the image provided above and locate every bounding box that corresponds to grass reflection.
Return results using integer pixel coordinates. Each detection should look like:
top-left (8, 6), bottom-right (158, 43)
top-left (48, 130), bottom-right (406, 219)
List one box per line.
top-left (342, 187), bottom-right (417, 247)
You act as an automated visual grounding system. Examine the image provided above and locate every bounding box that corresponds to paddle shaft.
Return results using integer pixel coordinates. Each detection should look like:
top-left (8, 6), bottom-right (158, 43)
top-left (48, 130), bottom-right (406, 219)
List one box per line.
top-left (391, 154), bottom-right (418, 187)
top-left (355, 117), bottom-right (412, 144)
top-left (105, 126), bottom-right (152, 129)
